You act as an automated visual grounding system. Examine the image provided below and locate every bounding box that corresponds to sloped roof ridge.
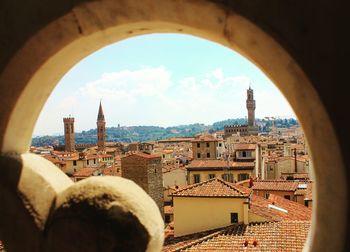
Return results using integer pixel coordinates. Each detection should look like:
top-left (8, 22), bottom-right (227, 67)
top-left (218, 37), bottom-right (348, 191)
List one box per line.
top-left (172, 178), bottom-right (249, 196)
top-left (172, 178), bottom-right (218, 194)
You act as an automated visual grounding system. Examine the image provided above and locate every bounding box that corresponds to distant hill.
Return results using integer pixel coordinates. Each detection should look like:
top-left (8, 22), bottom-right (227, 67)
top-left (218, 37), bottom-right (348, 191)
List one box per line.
top-left (31, 118), bottom-right (298, 146)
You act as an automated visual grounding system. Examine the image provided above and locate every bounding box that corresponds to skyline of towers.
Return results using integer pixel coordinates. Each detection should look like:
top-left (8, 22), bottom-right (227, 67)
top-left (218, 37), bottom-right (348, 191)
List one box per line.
top-left (63, 101), bottom-right (106, 152)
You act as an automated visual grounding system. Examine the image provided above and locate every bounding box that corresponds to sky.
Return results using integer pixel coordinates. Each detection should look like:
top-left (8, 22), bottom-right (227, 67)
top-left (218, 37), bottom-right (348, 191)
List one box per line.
top-left (33, 34), bottom-right (295, 136)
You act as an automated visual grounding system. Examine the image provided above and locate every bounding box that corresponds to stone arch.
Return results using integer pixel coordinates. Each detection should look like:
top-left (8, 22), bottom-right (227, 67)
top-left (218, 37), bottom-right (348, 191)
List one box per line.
top-left (0, 0), bottom-right (346, 251)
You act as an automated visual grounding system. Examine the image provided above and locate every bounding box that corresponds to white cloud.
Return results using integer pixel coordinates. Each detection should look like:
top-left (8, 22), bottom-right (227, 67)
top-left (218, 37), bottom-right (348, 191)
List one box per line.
top-left (79, 66), bottom-right (172, 103)
top-left (57, 95), bottom-right (79, 110)
top-left (180, 68), bottom-right (250, 92)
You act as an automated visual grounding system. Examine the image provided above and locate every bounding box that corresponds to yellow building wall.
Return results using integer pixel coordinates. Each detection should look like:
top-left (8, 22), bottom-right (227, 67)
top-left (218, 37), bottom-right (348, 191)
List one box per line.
top-left (163, 169), bottom-right (187, 188)
top-left (173, 197), bottom-right (245, 237)
top-left (63, 160), bottom-right (84, 174)
top-left (188, 170), bottom-right (252, 184)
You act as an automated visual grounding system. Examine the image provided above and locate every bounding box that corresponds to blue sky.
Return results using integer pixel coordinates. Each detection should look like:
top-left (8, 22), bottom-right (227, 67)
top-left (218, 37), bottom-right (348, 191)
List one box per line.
top-left (33, 34), bottom-right (295, 136)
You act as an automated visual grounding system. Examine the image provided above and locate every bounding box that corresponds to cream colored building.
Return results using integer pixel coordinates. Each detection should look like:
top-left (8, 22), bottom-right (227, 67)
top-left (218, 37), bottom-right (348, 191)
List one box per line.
top-left (172, 178), bottom-right (251, 236)
top-left (186, 159), bottom-right (254, 184)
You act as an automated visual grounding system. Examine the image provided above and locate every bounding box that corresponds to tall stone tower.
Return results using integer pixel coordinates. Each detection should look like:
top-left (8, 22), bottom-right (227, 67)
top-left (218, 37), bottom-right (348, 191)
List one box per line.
top-left (63, 117), bottom-right (75, 152)
top-left (97, 101), bottom-right (106, 150)
top-left (246, 86), bottom-right (256, 127)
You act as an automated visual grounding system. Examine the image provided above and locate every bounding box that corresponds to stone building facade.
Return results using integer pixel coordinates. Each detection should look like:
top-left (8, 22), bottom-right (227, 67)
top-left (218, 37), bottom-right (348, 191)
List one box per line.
top-left (191, 136), bottom-right (218, 160)
top-left (121, 152), bottom-right (164, 217)
top-left (63, 117), bottom-right (75, 152)
top-left (224, 87), bottom-right (258, 138)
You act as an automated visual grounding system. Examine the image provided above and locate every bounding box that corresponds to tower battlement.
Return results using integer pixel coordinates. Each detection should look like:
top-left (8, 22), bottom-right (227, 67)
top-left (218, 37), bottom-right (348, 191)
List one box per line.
top-left (63, 117), bottom-right (75, 122)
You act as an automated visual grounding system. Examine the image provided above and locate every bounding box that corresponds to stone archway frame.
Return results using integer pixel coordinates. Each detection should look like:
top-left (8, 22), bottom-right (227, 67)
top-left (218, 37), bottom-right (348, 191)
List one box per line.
top-left (0, 0), bottom-right (346, 251)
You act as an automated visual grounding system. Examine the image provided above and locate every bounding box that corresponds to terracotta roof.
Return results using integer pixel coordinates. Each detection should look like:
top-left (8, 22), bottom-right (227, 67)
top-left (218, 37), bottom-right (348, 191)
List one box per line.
top-left (73, 168), bottom-right (98, 177)
top-left (158, 137), bottom-right (195, 143)
top-left (102, 167), bottom-right (121, 176)
top-left (191, 136), bottom-right (218, 142)
top-left (250, 194), bottom-right (312, 221)
top-left (304, 182), bottom-right (313, 200)
top-left (43, 155), bottom-right (65, 165)
top-left (124, 152), bottom-right (161, 160)
top-left (187, 160), bottom-right (254, 170)
top-left (84, 154), bottom-right (99, 160)
top-left (163, 164), bottom-right (186, 173)
top-left (252, 180), bottom-right (299, 191)
top-left (172, 178), bottom-right (251, 198)
top-left (164, 225), bottom-right (227, 251)
top-left (234, 143), bottom-right (257, 150)
top-left (163, 221), bottom-right (310, 252)
top-left (98, 154), bottom-right (113, 158)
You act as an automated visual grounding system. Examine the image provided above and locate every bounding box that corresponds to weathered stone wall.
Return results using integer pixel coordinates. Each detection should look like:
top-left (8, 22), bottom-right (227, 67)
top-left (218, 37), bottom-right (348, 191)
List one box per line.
top-left (146, 158), bottom-right (164, 217)
top-left (122, 155), bottom-right (164, 217)
top-left (121, 155), bottom-right (149, 192)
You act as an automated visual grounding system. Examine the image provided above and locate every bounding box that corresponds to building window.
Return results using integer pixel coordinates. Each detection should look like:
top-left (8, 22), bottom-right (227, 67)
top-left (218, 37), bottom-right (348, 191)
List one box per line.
top-left (193, 174), bottom-right (200, 184)
top-left (230, 213), bottom-right (238, 223)
top-left (238, 173), bottom-right (249, 181)
top-left (265, 192), bottom-right (270, 199)
top-left (94, 159), bottom-right (96, 164)
top-left (206, 142), bottom-right (210, 147)
top-left (208, 174), bottom-right (215, 179)
top-left (87, 160), bottom-right (89, 165)
top-left (197, 143), bottom-right (200, 148)
top-left (304, 201), bottom-right (309, 207)
top-left (73, 160), bottom-right (77, 166)
top-left (207, 153), bottom-right (210, 158)
top-left (219, 143), bottom-right (222, 147)
top-left (222, 173), bottom-right (234, 183)
top-left (284, 195), bottom-right (291, 200)
top-left (197, 153), bottom-right (201, 158)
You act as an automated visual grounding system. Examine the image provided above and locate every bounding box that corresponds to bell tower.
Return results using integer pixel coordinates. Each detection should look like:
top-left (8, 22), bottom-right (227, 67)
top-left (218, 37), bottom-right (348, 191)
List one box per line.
top-left (97, 101), bottom-right (106, 150)
top-left (63, 116), bottom-right (75, 152)
top-left (246, 86), bottom-right (256, 127)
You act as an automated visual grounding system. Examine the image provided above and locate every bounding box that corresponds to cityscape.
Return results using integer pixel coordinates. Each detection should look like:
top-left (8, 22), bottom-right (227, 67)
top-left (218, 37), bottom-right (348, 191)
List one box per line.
top-left (0, 2), bottom-right (345, 252)
top-left (26, 86), bottom-right (312, 251)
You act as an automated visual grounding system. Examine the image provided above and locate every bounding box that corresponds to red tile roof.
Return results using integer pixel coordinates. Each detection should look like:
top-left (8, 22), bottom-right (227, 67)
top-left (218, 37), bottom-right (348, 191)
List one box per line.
top-left (250, 194), bottom-right (312, 221)
top-left (102, 167), bottom-right (121, 176)
top-left (124, 152), bottom-right (161, 160)
top-left (234, 143), bottom-right (257, 150)
top-left (187, 160), bottom-right (254, 170)
top-left (191, 136), bottom-right (218, 142)
top-left (304, 182), bottom-right (313, 201)
top-left (252, 180), bottom-right (299, 192)
top-left (73, 168), bottom-right (98, 177)
top-left (163, 221), bottom-right (310, 251)
top-left (43, 155), bottom-right (65, 165)
top-left (172, 178), bottom-right (251, 198)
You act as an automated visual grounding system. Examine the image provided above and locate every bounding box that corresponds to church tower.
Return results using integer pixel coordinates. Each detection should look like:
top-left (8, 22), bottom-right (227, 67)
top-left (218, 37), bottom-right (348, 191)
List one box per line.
top-left (63, 117), bottom-right (75, 152)
top-left (246, 86), bottom-right (256, 127)
top-left (97, 101), bottom-right (106, 150)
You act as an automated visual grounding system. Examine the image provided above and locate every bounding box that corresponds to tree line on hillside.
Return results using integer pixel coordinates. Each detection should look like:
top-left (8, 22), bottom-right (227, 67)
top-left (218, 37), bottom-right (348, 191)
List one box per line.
top-left (31, 118), bottom-right (298, 146)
